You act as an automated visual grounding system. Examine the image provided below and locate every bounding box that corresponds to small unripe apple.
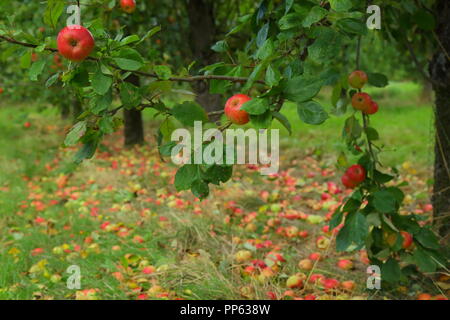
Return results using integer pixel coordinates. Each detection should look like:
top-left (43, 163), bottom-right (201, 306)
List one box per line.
top-left (348, 70), bottom-right (368, 89)
top-left (365, 100), bottom-right (379, 115)
top-left (351, 92), bottom-right (372, 112)
top-left (298, 259), bottom-right (313, 271)
top-left (57, 25), bottom-right (95, 62)
top-left (400, 231), bottom-right (413, 249)
top-left (120, 0), bottom-right (136, 13)
top-left (346, 165), bottom-right (366, 184)
top-left (224, 94), bottom-right (251, 125)
top-left (286, 275), bottom-right (303, 289)
top-left (337, 259), bottom-right (353, 270)
top-left (234, 250), bottom-right (252, 263)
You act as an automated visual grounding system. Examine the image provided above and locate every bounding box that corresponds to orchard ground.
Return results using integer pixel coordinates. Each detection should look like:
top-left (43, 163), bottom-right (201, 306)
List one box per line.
top-left (0, 82), bottom-right (442, 300)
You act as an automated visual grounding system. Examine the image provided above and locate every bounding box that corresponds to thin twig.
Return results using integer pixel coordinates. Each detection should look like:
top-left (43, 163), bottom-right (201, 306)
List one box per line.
top-left (0, 35), bottom-right (266, 85)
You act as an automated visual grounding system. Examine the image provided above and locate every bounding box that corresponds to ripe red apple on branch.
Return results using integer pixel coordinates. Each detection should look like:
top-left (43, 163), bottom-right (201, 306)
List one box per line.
top-left (341, 164), bottom-right (366, 189)
top-left (224, 94), bottom-right (251, 125)
top-left (120, 0), bottom-right (136, 13)
top-left (57, 25), bottom-right (95, 62)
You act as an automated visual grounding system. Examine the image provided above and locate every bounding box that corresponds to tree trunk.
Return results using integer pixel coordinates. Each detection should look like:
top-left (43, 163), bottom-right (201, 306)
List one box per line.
top-left (186, 0), bottom-right (222, 119)
top-left (123, 74), bottom-right (144, 147)
top-left (430, 0), bottom-right (450, 240)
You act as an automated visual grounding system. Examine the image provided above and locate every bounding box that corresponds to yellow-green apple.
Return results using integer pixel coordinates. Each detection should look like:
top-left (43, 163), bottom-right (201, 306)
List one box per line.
top-left (234, 250), bottom-right (252, 263)
top-left (286, 274), bottom-right (303, 289)
top-left (224, 94), bottom-right (251, 125)
top-left (316, 236), bottom-right (330, 250)
top-left (57, 25), bottom-right (95, 62)
top-left (348, 70), bottom-right (368, 89)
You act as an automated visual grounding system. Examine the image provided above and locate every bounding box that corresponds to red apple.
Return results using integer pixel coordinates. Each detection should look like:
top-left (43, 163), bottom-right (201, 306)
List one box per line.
top-left (321, 278), bottom-right (340, 292)
top-left (337, 259), bottom-right (353, 270)
top-left (346, 165), bottom-right (366, 184)
top-left (24, 122), bottom-right (31, 128)
top-left (417, 293), bottom-right (432, 300)
top-left (341, 173), bottom-right (358, 189)
top-left (365, 100), bottom-right (379, 115)
top-left (348, 70), bottom-right (368, 89)
top-left (304, 294), bottom-right (316, 300)
top-left (351, 92), bottom-right (372, 112)
top-left (308, 273), bottom-right (325, 284)
top-left (400, 231), bottom-right (413, 249)
top-left (224, 94), bottom-right (251, 125)
top-left (0, 88), bottom-right (4, 94)
top-left (120, 0), bottom-right (136, 13)
top-left (309, 252), bottom-right (322, 261)
top-left (57, 25), bottom-right (95, 62)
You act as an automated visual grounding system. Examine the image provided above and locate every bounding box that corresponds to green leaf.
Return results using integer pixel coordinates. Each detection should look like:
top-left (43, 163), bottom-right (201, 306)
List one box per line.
top-left (159, 141), bottom-right (178, 157)
top-left (45, 73), bottom-right (60, 88)
top-left (297, 101), bottom-right (328, 125)
top-left (381, 258), bottom-right (401, 283)
top-left (120, 35), bottom-right (140, 46)
top-left (65, 121), bottom-right (87, 146)
top-left (90, 90), bottom-right (113, 115)
top-left (250, 111), bottom-right (272, 129)
top-left (44, 0), bottom-right (64, 29)
top-left (373, 170), bottom-right (394, 184)
top-left (175, 165), bottom-right (199, 191)
top-left (329, 209), bottom-right (344, 230)
top-left (99, 116), bottom-right (115, 134)
top-left (308, 28), bottom-right (343, 63)
top-left (278, 13), bottom-right (303, 30)
top-left (256, 23), bottom-right (269, 47)
top-left (284, 76), bottom-right (323, 103)
top-left (367, 73), bottom-right (389, 88)
top-left (203, 165), bottom-right (233, 185)
top-left (365, 127), bottom-right (379, 141)
top-left (113, 48), bottom-right (144, 71)
top-left (329, 0), bottom-right (353, 12)
top-left (92, 68), bottom-right (112, 95)
top-left (373, 189), bottom-right (398, 213)
top-left (191, 179), bottom-right (210, 199)
top-left (73, 140), bottom-right (98, 164)
top-left (119, 82), bottom-right (141, 109)
top-left (272, 111), bottom-right (292, 135)
top-left (256, 39), bottom-right (275, 61)
top-left (211, 40), bottom-right (229, 53)
top-left (265, 64), bottom-right (281, 86)
top-left (154, 65), bottom-right (172, 80)
top-left (241, 98), bottom-right (269, 115)
top-left (171, 102), bottom-right (208, 127)
top-left (414, 10), bottom-right (436, 31)
top-left (412, 248), bottom-right (437, 273)
top-left (336, 211), bottom-right (368, 252)
top-left (415, 228), bottom-right (440, 250)
top-left (29, 60), bottom-right (46, 81)
top-left (302, 6), bottom-right (328, 28)
top-left (336, 18), bottom-right (368, 36)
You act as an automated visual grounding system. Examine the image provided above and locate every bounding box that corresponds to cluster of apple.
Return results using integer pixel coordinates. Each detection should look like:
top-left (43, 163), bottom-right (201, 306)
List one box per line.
top-left (349, 70), bottom-right (379, 115)
top-left (55, 0), bottom-right (136, 62)
top-left (341, 164), bottom-right (366, 189)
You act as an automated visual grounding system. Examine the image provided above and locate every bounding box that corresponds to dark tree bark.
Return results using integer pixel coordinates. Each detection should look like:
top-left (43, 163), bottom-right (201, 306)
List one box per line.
top-left (123, 74), bottom-right (145, 147)
top-left (430, 0), bottom-right (450, 240)
top-left (186, 0), bottom-right (222, 119)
